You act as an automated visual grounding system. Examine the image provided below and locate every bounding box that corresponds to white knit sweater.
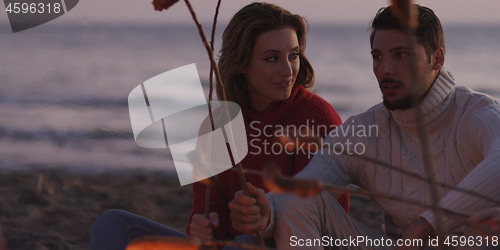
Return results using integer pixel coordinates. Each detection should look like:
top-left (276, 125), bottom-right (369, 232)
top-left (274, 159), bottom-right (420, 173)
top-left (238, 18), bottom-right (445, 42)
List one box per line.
top-left (270, 69), bottom-right (500, 236)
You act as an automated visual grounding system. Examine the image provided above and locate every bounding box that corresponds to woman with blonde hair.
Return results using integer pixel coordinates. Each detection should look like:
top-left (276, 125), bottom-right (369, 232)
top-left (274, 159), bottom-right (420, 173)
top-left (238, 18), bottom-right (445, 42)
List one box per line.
top-left (91, 3), bottom-right (348, 249)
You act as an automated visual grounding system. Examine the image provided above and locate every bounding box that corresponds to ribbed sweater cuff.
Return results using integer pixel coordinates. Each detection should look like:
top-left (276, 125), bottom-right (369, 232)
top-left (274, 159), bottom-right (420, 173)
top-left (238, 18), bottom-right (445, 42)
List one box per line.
top-left (420, 210), bottom-right (462, 235)
top-left (260, 193), bottom-right (276, 238)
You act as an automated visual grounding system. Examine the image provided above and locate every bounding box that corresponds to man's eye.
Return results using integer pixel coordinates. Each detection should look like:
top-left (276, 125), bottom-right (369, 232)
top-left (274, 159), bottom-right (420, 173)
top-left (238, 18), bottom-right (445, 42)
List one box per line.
top-left (397, 52), bottom-right (409, 57)
top-left (372, 54), bottom-right (381, 60)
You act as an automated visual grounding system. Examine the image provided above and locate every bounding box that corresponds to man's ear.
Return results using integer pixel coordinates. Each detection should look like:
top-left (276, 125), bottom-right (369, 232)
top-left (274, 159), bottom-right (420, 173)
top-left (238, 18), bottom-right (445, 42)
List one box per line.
top-left (432, 47), bottom-right (445, 71)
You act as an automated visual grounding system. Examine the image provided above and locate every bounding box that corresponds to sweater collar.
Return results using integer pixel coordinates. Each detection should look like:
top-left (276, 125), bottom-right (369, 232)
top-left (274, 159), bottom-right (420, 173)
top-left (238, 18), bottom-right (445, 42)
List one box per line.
top-left (389, 69), bottom-right (456, 128)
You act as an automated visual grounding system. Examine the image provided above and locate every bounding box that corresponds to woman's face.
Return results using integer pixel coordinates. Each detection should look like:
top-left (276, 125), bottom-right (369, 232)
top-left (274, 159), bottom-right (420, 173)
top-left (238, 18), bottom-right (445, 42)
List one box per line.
top-left (243, 27), bottom-right (300, 112)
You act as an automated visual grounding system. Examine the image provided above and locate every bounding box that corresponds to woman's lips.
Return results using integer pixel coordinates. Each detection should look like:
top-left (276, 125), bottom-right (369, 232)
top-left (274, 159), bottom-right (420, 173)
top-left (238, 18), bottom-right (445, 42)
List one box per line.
top-left (274, 80), bottom-right (292, 88)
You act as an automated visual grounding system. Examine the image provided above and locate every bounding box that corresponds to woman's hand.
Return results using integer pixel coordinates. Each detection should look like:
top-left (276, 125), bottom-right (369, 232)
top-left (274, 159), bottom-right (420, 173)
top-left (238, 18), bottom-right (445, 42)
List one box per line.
top-left (189, 212), bottom-right (219, 240)
top-left (229, 183), bottom-right (270, 235)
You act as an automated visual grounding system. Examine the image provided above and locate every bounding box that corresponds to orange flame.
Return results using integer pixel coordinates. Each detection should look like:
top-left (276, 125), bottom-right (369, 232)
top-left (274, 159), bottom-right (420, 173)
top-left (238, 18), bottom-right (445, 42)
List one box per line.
top-left (187, 150), bottom-right (218, 186)
top-left (126, 236), bottom-right (202, 250)
top-left (263, 164), bottom-right (324, 197)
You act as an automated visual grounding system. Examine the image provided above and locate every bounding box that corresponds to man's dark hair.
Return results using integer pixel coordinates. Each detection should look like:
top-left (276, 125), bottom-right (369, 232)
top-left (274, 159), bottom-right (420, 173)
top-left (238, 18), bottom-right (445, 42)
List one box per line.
top-left (370, 5), bottom-right (445, 60)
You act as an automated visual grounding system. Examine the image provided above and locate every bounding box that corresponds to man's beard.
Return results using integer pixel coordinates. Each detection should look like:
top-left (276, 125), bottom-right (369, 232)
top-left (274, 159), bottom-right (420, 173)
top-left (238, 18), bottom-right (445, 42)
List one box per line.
top-left (379, 77), bottom-right (419, 111)
top-left (382, 93), bottom-right (416, 110)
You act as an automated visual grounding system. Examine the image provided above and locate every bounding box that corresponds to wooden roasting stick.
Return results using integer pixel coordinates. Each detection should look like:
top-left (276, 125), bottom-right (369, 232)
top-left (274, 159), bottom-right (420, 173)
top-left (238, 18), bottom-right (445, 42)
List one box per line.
top-left (152, 0), bottom-right (266, 246)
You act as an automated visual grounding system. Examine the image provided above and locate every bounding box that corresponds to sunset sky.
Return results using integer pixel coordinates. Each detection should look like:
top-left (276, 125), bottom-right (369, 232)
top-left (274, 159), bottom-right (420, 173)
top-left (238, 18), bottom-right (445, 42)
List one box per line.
top-left (2, 0), bottom-right (500, 27)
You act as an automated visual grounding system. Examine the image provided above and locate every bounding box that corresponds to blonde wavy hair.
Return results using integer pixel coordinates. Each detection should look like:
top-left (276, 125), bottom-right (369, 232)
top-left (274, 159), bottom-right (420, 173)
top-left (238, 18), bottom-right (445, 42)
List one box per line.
top-left (217, 2), bottom-right (315, 107)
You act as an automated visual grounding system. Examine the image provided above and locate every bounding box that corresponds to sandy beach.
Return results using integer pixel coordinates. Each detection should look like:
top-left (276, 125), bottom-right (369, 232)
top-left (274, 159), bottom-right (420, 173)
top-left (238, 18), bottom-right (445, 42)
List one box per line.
top-left (0, 168), bottom-right (382, 250)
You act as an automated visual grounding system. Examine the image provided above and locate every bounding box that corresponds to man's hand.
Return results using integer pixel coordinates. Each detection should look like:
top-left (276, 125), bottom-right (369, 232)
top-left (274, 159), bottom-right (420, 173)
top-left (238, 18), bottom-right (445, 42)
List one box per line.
top-left (189, 212), bottom-right (219, 240)
top-left (229, 183), bottom-right (270, 235)
top-left (467, 207), bottom-right (500, 237)
top-left (398, 217), bottom-right (436, 250)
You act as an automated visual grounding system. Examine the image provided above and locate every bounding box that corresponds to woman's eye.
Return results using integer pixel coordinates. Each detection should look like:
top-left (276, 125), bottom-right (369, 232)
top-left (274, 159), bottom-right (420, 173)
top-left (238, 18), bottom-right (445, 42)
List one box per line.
top-left (290, 53), bottom-right (300, 60)
top-left (266, 56), bottom-right (278, 62)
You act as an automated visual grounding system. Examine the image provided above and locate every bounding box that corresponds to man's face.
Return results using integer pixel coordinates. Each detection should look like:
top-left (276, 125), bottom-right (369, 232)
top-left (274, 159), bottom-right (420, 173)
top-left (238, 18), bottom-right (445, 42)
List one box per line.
top-left (371, 29), bottom-right (441, 110)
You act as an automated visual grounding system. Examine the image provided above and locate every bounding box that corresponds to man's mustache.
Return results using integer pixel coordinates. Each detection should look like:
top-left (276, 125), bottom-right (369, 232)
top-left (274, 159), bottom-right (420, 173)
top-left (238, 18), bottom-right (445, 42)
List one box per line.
top-left (379, 78), bottom-right (405, 88)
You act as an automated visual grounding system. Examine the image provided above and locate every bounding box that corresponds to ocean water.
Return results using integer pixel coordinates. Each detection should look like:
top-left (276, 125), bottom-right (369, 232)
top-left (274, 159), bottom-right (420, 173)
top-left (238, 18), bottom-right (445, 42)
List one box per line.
top-left (1, 22), bottom-right (499, 173)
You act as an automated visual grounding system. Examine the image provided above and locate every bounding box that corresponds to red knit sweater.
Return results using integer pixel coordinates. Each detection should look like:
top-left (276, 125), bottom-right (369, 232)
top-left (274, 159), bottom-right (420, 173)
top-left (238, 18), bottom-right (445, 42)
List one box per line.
top-left (187, 85), bottom-right (349, 239)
